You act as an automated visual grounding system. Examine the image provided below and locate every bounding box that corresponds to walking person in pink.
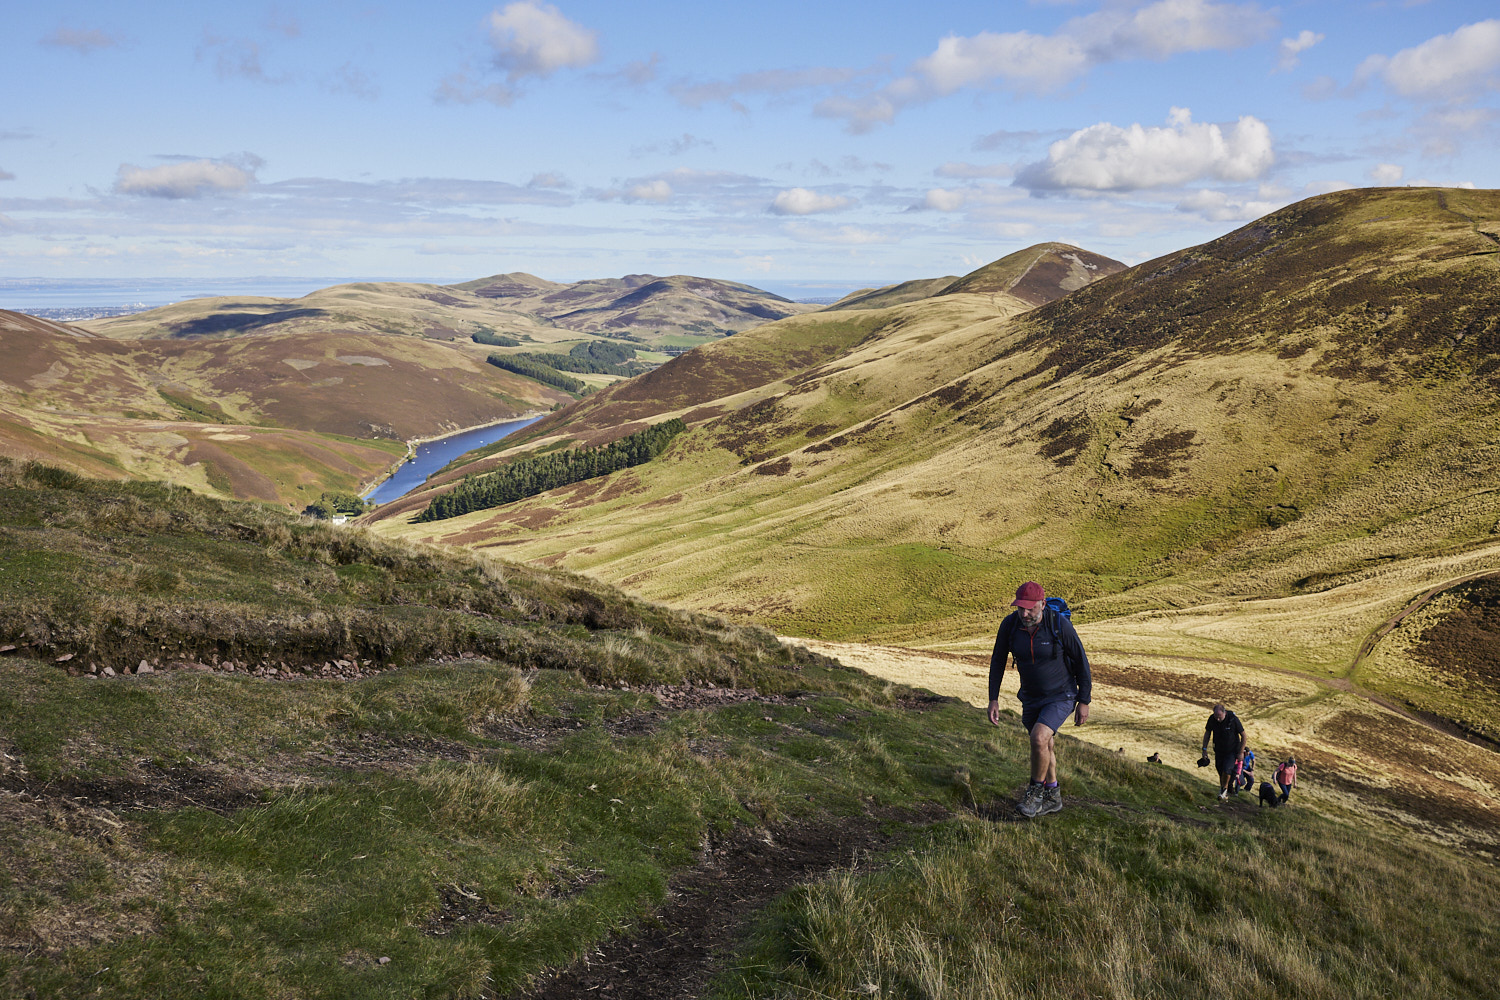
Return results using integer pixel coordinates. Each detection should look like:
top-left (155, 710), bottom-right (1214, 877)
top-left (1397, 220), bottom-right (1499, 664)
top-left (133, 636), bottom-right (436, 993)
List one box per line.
top-left (1275, 756), bottom-right (1298, 804)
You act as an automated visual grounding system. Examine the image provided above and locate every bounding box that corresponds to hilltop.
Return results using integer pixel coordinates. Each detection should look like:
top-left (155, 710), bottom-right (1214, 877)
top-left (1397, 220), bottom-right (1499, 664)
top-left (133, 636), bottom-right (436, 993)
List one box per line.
top-left (453, 271), bottom-right (818, 341)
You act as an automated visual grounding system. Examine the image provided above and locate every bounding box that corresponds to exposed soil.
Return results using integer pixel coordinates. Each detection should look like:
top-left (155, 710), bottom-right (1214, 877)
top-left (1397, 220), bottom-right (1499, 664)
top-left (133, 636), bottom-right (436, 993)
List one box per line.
top-left (509, 805), bottom-right (948, 1000)
top-left (0, 760), bottom-right (263, 815)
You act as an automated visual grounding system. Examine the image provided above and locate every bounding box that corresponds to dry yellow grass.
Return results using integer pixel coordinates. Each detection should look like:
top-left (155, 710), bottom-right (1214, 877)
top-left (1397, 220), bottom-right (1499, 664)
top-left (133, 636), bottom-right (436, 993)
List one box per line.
top-left (787, 633), bottom-right (1500, 857)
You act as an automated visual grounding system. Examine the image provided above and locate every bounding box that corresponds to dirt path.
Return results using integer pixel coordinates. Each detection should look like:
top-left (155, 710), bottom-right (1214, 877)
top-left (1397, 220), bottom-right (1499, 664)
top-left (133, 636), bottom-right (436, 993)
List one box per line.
top-left (508, 807), bottom-right (946, 1000)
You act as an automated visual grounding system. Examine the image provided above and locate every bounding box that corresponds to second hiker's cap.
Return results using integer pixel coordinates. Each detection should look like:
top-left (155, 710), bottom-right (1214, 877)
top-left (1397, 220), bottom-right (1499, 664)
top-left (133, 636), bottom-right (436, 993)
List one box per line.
top-left (1012, 581), bottom-right (1045, 609)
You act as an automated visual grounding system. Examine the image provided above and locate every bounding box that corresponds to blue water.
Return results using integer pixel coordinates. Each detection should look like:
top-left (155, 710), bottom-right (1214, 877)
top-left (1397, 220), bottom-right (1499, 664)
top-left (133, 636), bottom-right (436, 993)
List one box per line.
top-left (365, 416), bottom-right (544, 505)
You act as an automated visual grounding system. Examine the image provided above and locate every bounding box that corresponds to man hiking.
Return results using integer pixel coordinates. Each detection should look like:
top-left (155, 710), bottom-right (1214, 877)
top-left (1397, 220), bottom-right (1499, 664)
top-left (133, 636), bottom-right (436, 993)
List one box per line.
top-left (988, 581), bottom-right (1092, 818)
top-left (1201, 703), bottom-right (1247, 801)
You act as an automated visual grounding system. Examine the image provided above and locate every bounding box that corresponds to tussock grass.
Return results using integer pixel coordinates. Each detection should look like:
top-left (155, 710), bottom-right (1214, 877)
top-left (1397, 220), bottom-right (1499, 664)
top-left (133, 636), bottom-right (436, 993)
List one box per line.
top-left (0, 459), bottom-right (826, 687)
top-left (730, 756), bottom-right (1499, 1000)
top-left (2, 466), bottom-right (1498, 998)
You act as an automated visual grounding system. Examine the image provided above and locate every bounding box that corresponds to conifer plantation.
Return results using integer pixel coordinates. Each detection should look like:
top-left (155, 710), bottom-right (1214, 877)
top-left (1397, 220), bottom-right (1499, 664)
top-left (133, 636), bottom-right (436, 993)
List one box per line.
top-left (414, 419), bottom-right (687, 522)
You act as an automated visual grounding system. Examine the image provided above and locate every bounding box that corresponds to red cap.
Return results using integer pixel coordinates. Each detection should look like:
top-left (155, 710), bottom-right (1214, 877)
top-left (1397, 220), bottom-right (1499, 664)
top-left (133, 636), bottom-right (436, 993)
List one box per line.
top-left (1012, 581), bottom-right (1045, 609)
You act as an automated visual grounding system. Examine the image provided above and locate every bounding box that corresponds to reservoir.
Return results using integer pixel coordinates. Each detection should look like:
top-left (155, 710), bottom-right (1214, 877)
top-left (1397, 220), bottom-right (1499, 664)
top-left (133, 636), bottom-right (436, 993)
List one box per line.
top-left (364, 415), bottom-right (544, 505)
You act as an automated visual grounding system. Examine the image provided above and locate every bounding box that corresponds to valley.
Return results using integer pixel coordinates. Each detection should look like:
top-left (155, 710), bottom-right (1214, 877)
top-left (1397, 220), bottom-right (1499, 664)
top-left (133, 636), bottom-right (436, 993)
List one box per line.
top-left (2, 188), bottom-right (1498, 998)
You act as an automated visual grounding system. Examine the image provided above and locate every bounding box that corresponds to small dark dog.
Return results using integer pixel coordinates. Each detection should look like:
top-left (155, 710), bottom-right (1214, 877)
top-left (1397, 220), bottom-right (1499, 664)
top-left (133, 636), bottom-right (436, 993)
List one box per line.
top-left (1258, 781), bottom-right (1281, 808)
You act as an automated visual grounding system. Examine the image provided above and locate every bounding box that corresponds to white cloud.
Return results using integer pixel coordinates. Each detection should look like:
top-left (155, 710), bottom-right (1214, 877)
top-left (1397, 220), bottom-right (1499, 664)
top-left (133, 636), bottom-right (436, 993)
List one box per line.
top-left (819, 0), bottom-right (1276, 131)
top-left (114, 158), bottom-right (259, 199)
top-left (434, 71), bottom-right (517, 107)
top-left (41, 26), bottom-right (123, 53)
top-left (1357, 20), bottom-right (1500, 100)
top-left (631, 133), bottom-right (715, 158)
top-left (769, 188), bottom-right (856, 215)
top-left (908, 30), bottom-right (1088, 95)
top-left (990, 221), bottom-right (1039, 239)
top-left (1015, 107), bottom-right (1274, 191)
top-left (1406, 178), bottom-right (1477, 190)
top-left (527, 172), bottom-right (570, 189)
top-left (1367, 163), bottom-right (1404, 185)
top-left (913, 188), bottom-right (967, 212)
top-left (1276, 30), bottom-right (1323, 72)
top-left (1175, 188), bottom-right (1280, 222)
top-left (486, 2), bottom-right (599, 81)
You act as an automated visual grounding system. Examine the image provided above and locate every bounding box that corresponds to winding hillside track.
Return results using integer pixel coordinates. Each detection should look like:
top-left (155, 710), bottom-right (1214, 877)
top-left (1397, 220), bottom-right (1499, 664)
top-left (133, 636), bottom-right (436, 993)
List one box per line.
top-left (509, 810), bottom-right (945, 1000)
top-left (1349, 569), bottom-right (1500, 670)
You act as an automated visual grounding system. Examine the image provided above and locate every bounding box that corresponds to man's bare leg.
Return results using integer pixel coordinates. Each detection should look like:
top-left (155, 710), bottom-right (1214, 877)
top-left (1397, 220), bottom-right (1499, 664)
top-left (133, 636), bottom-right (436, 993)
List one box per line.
top-left (1030, 723), bottom-right (1058, 783)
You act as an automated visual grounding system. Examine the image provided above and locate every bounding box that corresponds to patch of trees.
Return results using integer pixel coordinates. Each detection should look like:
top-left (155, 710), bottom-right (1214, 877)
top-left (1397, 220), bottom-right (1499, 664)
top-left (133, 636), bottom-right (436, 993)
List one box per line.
top-left (511, 352), bottom-right (634, 376)
top-left (472, 329), bottom-right (521, 347)
top-left (303, 491), bottom-right (373, 519)
top-left (414, 419), bottom-right (687, 522)
top-left (485, 354), bottom-right (585, 393)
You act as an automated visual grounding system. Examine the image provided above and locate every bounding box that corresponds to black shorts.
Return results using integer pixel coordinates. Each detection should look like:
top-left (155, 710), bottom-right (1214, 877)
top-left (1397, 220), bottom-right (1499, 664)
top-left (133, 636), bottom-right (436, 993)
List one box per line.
top-left (1214, 752), bottom-right (1238, 778)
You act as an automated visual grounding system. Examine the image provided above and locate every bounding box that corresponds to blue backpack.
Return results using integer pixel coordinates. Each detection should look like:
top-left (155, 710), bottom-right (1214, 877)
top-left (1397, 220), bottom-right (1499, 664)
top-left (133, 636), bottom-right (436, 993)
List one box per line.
top-left (1044, 597), bottom-right (1079, 671)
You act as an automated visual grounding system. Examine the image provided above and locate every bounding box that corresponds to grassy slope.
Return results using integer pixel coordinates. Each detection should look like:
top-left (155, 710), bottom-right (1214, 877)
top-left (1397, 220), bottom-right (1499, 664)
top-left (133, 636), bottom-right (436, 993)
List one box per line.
top-left (1, 462), bottom-right (1497, 1000)
top-left (361, 297), bottom-right (1035, 525)
top-left (370, 188), bottom-right (1500, 681)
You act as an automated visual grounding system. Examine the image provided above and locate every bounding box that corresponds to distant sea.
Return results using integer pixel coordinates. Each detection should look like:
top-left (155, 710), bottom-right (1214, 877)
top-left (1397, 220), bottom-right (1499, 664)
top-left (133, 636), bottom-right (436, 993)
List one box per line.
top-left (0, 276), bottom-right (431, 322)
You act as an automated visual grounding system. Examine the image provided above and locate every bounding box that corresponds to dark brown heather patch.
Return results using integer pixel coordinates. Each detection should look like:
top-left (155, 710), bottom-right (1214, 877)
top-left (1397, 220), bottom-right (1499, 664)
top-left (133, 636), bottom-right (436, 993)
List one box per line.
top-left (1410, 579), bottom-right (1500, 692)
top-left (0, 760), bottom-right (263, 815)
top-left (753, 457), bottom-right (793, 476)
top-left (1090, 661), bottom-right (1283, 708)
top-left (639, 492), bottom-right (684, 508)
top-left (1037, 416), bottom-right (1090, 466)
top-left (1124, 429), bottom-right (1197, 479)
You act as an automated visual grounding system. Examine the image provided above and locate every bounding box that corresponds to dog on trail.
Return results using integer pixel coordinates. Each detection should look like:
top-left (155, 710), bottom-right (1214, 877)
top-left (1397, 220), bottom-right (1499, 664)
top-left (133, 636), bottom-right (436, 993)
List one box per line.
top-left (1258, 781), bottom-right (1281, 808)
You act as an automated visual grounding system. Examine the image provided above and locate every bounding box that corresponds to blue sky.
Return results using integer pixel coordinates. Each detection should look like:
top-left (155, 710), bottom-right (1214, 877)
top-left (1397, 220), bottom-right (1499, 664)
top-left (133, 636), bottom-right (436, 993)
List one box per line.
top-left (2, 1), bottom-right (1497, 293)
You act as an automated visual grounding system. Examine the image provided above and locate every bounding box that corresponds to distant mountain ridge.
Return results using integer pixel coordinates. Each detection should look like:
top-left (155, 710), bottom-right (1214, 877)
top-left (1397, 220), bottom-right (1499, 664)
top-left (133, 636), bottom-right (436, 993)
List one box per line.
top-left (450, 271), bottom-right (817, 337)
top-left (77, 271), bottom-right (816, 349)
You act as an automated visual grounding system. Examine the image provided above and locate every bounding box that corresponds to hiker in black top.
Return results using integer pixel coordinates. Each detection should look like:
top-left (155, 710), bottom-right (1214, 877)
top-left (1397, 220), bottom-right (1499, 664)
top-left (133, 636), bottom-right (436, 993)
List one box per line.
top-left (1201, 703), bottom-right (1246, 801)
top-left (987, 581), bottom-right (1091, 819)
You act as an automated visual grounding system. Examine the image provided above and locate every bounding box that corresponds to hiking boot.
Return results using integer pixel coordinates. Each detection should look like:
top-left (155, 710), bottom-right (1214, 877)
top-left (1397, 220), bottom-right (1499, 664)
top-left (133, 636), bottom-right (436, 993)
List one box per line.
top-left (1017, 783), bottom-right (1046, 818)
top-left (1218, 789), bottom-right (1229, 802)
top-left (1036, 786), bottom-right (1063, 816)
